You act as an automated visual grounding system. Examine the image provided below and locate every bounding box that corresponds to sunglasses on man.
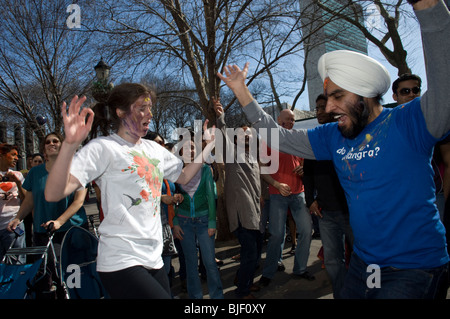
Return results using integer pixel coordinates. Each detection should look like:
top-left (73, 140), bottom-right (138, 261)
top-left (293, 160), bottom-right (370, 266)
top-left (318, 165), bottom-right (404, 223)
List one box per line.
top-left (398, 86), bottom-right (421, 96)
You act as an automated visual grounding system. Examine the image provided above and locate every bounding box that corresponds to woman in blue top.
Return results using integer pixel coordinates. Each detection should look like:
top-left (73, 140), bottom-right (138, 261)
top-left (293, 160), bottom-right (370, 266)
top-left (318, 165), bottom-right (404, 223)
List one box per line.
top-left (8, 132), bottom-right (88, 244)
top-left (173, 140), bottom-right (223, 299)
top-left (8, 132), bottom-right (87, 297)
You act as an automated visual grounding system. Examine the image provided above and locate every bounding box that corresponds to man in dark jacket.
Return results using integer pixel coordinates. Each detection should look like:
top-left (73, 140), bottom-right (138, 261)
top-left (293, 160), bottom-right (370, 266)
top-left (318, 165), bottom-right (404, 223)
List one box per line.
top-left (303, 94), bottom-right (353, 298)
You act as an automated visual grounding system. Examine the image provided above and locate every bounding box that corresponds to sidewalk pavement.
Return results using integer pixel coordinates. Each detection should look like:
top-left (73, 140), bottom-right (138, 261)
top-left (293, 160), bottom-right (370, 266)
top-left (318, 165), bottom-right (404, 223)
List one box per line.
top-left (83, 194), bottom-right (449, 300)
top-left (172, 235), bottom-right (334, 299)
top-left (84, 194), bottom-right (333, 299)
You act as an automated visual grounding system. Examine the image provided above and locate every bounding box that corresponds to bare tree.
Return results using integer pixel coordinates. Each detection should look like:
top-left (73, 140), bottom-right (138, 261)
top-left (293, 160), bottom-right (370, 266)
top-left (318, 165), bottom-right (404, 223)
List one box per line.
top-left (0, 0), bottom-right (97, 142)
top-left (89, 0), bottom-right (318, 117)
top-left (87, 0), bottom-right (320, 239)
top-left (141, 73), bottom-right (203, 140)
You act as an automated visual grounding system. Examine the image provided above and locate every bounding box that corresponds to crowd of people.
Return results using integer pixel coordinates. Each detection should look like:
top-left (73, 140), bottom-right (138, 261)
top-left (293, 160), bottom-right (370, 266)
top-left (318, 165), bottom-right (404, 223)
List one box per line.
top-left (0, 0), bottom-right (449, 300)
top-left (216, 0), bottom-right (450, 299)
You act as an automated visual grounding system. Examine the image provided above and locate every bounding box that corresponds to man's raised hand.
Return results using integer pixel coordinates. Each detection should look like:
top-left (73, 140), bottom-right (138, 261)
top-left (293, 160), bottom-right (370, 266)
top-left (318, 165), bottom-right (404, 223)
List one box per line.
top-left (217, 62), bottom-right (254, 107)
top-left (217, 63), bottom-right (250, 90)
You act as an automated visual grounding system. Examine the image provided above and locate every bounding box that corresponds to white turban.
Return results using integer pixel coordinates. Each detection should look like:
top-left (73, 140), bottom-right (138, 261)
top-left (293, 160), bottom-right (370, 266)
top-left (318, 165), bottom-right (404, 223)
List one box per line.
top-left (318, 50), bottom-right (391, 98)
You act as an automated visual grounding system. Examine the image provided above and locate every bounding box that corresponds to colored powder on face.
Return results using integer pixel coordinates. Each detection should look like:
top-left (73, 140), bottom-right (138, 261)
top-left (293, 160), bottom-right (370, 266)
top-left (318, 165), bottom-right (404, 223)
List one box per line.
top-left (323, 78), bottom-right (330, 92)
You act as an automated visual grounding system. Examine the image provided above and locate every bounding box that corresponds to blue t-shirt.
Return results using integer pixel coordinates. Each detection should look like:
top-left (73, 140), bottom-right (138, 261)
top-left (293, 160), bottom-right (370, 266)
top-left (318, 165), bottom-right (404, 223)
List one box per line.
top-left (308, 98), bottom-right (449, 268)
top-left (22, 164), bottom-right (87, 233)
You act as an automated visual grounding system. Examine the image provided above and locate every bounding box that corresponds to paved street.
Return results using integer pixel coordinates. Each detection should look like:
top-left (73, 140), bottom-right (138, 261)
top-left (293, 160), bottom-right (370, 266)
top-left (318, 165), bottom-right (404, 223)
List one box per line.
top-left (171, 235), bottom-right (334, 299)
top-left (83, 193), bottom-right (333, 299)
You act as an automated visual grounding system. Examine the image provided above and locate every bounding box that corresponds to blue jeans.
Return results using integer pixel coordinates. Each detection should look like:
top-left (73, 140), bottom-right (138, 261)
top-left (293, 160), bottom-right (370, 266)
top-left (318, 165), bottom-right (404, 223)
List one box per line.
top-left (178, 215), bottom-right (223, 299)
top-left (318, 210), bottom-right (353, 299)
top-left (263, 193), bottom-right (312, 278)
top-left (340, 252), bottom-right (449, 299)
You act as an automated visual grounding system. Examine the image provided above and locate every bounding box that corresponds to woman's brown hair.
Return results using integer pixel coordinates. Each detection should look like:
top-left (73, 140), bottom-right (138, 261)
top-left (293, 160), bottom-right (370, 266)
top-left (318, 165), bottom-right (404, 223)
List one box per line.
top-left (90, 83), bottom-right (156, 139)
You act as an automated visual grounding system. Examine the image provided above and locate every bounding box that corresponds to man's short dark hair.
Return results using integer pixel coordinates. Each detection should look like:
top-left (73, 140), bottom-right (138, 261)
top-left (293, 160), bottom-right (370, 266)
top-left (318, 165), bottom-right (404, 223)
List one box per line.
top-left (392, 73), bottom-right (422, 94)
top-left (0, 143), bottom-right (19, 156)
top-left (316, 94), bottom-right (327, 103)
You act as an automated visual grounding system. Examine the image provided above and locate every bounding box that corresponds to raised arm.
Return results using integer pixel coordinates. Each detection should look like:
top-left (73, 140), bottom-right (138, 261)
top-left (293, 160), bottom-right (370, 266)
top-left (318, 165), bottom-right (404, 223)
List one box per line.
top-left (214, 96), bottom-right (226, 131)
top-left (413, 0), bottom-right (450, 138)
top-left (217, 65), bottom-right (316, 159)
top-left (45, 96), bottom-right (94, 202)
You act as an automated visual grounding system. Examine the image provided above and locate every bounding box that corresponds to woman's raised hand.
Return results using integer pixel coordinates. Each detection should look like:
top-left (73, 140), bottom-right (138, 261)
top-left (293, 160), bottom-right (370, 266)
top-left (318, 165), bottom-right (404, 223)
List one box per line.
top-left (61, 96), bottom-right (94, 145)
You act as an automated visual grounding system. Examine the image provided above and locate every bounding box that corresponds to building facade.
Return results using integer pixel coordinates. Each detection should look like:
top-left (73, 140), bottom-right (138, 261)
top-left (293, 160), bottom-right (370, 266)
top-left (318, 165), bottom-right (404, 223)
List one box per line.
top-left (300, 0), bottom-right (368, 110)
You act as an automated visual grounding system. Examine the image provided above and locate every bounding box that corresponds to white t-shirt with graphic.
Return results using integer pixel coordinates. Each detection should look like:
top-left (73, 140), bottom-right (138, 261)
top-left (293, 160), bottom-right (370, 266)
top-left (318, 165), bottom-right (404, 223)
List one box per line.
top-left (70, 134), bottom-right (183, 272)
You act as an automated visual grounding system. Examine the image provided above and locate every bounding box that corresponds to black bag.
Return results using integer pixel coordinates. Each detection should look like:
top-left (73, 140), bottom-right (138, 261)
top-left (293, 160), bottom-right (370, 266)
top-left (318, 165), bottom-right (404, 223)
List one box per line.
top-left (162, 223), bottom-right (177, 256)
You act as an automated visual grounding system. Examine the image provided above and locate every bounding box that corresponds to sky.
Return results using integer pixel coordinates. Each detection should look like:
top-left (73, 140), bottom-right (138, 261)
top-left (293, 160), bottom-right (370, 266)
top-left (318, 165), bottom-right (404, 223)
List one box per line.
top-left (286, 3), bottom-right (427, 111)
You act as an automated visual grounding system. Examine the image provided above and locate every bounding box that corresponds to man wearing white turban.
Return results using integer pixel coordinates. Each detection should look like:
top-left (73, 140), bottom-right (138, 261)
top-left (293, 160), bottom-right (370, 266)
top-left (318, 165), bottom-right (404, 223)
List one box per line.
top-left (316, 49), bottom-right (392, 139)
top-left (318, 49), bottom-right (391, 99)
top-left (218, 0), bottom-right (450, 299)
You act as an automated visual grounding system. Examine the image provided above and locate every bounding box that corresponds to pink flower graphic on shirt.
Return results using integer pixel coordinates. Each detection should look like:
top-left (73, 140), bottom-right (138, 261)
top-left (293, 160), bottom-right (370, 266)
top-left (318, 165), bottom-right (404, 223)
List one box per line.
top-left (149, 179), bottom-right (161, 198)
top-left (134, 155), bottom-right (156, 185)
top-left (140, 189), bottom-right (150, 202)
top-left (121, 150), bottom-right (163, 212)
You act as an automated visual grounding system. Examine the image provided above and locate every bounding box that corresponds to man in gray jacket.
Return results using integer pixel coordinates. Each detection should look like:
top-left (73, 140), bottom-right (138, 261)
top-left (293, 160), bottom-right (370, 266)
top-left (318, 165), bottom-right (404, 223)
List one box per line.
top-left (213, 97), bottom-right (261, 299)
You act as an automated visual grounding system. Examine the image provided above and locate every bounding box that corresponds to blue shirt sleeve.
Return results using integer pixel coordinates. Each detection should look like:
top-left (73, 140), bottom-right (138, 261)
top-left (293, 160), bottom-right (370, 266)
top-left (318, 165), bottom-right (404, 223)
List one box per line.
top-left (393, 98), bottom-right (439, 155)
top-left (307, 123), bottom-right (339, 161)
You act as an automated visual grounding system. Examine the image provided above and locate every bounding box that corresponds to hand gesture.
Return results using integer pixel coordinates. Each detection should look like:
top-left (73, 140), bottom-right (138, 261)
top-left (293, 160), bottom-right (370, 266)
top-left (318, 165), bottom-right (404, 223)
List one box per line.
top-left (212, 96), bottom-right (223, 117)
top-left (202, 119), bottom-right (216, 144)
top-left (61, 96), bottom-right (94, 146)
top-left (217, 63), bottom-right (250, 92)
top-left (217, 63), bottom-right (254, 107)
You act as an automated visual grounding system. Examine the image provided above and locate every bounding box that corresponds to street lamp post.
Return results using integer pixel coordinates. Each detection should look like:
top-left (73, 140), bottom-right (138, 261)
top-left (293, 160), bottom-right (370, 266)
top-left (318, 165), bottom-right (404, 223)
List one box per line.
top-left (91, 57), bottom-right (113, 102)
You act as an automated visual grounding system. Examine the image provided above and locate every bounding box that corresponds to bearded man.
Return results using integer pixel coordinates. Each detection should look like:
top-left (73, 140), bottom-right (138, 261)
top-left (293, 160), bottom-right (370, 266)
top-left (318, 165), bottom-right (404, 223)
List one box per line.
top-left (218, 0), bottom-right (450, 299)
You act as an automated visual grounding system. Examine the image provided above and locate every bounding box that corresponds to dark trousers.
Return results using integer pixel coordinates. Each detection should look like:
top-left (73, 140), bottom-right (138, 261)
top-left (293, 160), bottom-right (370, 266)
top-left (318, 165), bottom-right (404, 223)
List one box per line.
top-left (234, 226), bottom-right (261, 298)
top-left (99, 266), bottom-right (171, 299)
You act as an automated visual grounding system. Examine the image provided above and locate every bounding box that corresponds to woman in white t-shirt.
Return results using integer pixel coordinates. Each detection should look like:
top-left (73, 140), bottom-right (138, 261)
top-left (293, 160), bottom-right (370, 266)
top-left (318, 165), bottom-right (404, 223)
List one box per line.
top-left (44, 83), bottom-right (215, 299)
